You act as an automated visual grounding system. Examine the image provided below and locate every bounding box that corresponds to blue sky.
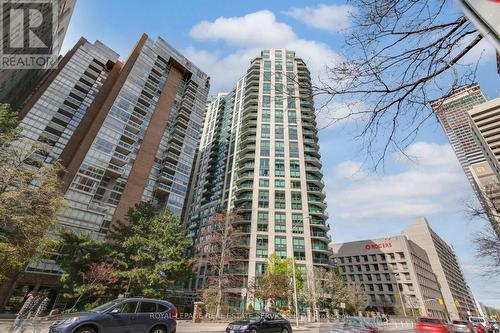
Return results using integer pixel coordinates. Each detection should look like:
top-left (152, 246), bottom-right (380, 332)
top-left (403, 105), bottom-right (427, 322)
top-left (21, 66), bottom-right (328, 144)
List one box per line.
top-left (61, 0), bottom-right (500, 307)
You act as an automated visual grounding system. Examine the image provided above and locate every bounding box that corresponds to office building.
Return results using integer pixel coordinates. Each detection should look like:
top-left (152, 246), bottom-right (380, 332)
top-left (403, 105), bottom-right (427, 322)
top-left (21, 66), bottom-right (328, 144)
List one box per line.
top-left (330, 236), bottom-right (446, 319)
top-left (432, 85), bottom-right (500, 237)
top-left (0, 0), bottom-right (77, 110)
top-left (0, 34), bottom-right (209, 308)
top-left (186, 49), bottom-right (331, 309)
top-left (402, 218), bottom-right (479, 320)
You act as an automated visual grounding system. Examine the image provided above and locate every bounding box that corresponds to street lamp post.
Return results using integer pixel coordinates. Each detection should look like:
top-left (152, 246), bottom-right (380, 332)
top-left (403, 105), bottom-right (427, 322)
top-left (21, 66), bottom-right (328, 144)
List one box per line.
top-left (393, 273), bottom-right (407, 316)
top-left (291, 253), bottom-right (300, 329)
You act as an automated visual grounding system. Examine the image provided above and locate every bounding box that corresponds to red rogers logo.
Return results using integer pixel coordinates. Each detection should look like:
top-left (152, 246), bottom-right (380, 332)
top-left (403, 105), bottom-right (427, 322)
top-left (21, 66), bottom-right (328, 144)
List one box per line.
top-left (365, 243), bottom-right (392, 250)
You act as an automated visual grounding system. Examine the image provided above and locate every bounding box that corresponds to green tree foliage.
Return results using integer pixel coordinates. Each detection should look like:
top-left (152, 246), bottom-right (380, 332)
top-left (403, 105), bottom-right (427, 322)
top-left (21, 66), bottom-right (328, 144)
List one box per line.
top-left (302, 266), bottom-right (349, 312)
top-left (110, 202), bottom-right (193, 297)
top-left (57, 231), bottom-right (113, 301)
top-left (250, 253), bottom-right (304, 312)
top-left (0, 104), bottom-right (64, 284)
top-left (57, 203), bottom-right (193, 307)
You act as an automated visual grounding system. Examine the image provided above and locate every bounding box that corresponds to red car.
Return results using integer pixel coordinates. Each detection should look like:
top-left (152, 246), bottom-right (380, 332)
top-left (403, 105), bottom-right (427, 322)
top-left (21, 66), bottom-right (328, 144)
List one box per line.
top-left (415, 317), bottom-right (448, 333)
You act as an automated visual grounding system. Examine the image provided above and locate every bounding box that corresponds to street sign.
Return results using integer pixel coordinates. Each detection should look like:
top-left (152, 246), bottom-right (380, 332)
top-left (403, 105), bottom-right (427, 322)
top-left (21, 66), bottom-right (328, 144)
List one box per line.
top-left (340, 303), bottom-right (346, 309)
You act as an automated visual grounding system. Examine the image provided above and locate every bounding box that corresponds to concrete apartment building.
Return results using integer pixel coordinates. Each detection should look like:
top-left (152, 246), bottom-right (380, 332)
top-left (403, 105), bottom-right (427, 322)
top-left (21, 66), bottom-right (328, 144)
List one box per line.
top-left (0, 0), bottom-right (77, 110)
top-left (432, 84), bottom-right (500, 238)
top-left (330, 236), bottom-right (446, 319)
top-left (0, 34), bottom-right (209, 309)
top-left (402, 218), bottom-right (479, 320)
top-left (468, 98), bottom-right (500, 236)
top-left (185, 49), bottom-right (331, 309)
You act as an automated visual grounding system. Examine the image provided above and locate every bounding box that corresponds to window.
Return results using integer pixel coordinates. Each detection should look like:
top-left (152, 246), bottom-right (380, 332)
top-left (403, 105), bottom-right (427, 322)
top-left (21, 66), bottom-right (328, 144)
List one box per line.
top-left (259, 179), bottom-right (269, 187)
top-left (263, 82), bottom-right (271, 93)
top-left (262, 95), bottom-right (270, 106)
top-left (289, 142), bottom-right (299, 158)
top-left (275, 179), bottom-right (285, 188)
top-left (275, 191), bottom-right (286, 209)
top-left (261, 124), bottom-right (270, 138)
top-left (292, 214), bottom-right (304, 233)
top-left (288, 111), bottom-right (297, 123)
top-left (262, 108), bottom-right (270, 123)
top-left (275, 212), bottom-right (286, 232)
top-left (290, 160), bottom-right (300, 178)
top-left (275, 109), bottom-right (283, 123)
top-left (275, 141), bottom-right (284, 157)
top-left (260, 159), bottom-right (269, 176)
top-left (257, 235), bottom-right (268, 247)
top-left (291, 180), bottom-right (301, 189)
top-left (260, 141), bottom-right (270, 156)
top-left (293, 237), bottom-right (305, 249)
top-left (262, 50), bottom-right (270, 58)
top-left (263, 72), bottom-right (271, 82)
top-left (258, 211), bottom-right (268, 224)
top-left (258, 190), bottom-right (269, 208)
top-left (275, 83), bottom-right (283, 94)
top-left (256, 262), bottom-right (266, 276)
top-left (291, 192), bottom-right (302, 210)
top-left (289, 126), bottom-right (297, 140)
top-left (114, 302), bottom-right (138, 314)
top-left (275, 125), bottom-right (284, 139)
top-left (275, 236), bottom-right (287, 250)
top-left (275, 159), bottom-right (285, 177)
top-left (138, 302), bottom-right (157, 313)
top-left (256, 249), bottom-right (268, 258)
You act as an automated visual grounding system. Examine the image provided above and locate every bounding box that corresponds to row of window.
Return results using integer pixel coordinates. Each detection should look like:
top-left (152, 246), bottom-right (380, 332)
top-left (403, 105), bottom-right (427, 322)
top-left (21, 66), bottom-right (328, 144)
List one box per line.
top-left (337, 252), bottom-right (406, 264)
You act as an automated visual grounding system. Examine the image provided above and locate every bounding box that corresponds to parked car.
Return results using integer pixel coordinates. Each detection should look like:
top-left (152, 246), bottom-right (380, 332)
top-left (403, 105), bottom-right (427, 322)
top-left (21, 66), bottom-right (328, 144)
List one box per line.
top-left (490, 321), bottom-right (500, 333)
top-left (449, 320), bottom-right (474, 333)
top-left (343, 316), bottom-right (379, 333)
top-left (49, 297), bottom-right (177, 333)
top-left (470, 317), bottom-right (493, 333)
top-left (226, 312), bottom-right (292, 333)
top-left (415, 317), bottom-right (448, 333)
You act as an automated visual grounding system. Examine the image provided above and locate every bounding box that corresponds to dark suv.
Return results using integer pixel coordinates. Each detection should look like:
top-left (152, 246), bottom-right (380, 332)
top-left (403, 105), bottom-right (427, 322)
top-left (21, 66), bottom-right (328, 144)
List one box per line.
top-left (49, 297), bottom-right (177, 333)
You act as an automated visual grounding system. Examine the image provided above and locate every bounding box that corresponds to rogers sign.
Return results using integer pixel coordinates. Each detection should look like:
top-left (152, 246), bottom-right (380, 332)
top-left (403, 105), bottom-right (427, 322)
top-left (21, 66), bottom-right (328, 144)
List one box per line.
top-left (365, 243), bottom-right (392, 250)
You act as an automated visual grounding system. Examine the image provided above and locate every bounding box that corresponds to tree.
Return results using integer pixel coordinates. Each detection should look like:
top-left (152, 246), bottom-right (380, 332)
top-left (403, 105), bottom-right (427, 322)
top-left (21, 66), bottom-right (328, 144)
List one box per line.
top-left (314, 0), bottom-right (487, 166)
top-left (465, 188), bottom-right (500, 276)
top-left (193, 210), bottom-right (245, 319)
top-left (0, 104), bottom-right (65, 285)
top-left (250, 253), bottom-right (304, 312)
top-left (56, 231), bottom-right (113, 302)
top-left (109, 202), bottom-right (193, 298)
top-left (72, 262), bottom-right (118, 309)
top-left (346, 283), bottom-right (369, 313)
top-left (305, 267), bottom-right (348, 310)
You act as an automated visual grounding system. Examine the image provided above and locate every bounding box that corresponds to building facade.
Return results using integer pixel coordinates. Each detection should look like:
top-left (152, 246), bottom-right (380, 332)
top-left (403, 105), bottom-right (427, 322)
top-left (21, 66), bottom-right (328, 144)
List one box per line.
top-left (330, 236), bottom-right (446, 319)
top-left (402, 218), bottom-right (479, 320)
top-left (432, 84), bottom-right (500, 237)
top-left (185, 49), bottom-right (331, 309)
top-left (0, 0), bottom-right (76, 110)
top-left (0, 34), bottom-right (209, 308)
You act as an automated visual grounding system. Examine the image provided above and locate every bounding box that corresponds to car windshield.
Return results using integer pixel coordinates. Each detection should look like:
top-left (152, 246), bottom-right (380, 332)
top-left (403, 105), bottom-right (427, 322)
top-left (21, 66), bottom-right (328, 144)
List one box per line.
top-left (419, 318), bottom-right (441, 324)
top-left (470, 318), bottom-right (483, 323)
top-left (453, 321), bottom-right (469, 325)
top-left (89, 300), bottom-right (122, 312)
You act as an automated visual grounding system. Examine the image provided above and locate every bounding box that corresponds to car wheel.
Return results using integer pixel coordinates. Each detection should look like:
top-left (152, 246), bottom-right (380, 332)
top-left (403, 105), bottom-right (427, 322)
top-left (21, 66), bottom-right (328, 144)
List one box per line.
top-left (250, 328), bottom-right (258, 333)
top-left (150, 326), bottom-right (167, 333)
top-left (282, 328), bottom-right (289, 333)
top-left (74, 327), bottom-right (96, 333)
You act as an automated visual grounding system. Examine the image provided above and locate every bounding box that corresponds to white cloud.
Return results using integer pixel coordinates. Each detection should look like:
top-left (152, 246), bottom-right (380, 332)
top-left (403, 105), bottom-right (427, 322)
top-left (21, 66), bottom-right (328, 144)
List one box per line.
top-left (190, 10), bottom-right (296, 47)
top-left (285, 4), bottom-right (356, 33)
top-left (325, 142), bottom-right (470, 220)
top-left (186, 10), bottom-right (341, 93)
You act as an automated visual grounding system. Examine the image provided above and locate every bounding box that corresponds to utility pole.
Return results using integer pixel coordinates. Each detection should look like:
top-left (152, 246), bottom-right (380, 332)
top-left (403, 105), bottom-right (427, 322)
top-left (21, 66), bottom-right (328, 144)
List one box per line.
top-left (394, 273), bottom-right (407, 316)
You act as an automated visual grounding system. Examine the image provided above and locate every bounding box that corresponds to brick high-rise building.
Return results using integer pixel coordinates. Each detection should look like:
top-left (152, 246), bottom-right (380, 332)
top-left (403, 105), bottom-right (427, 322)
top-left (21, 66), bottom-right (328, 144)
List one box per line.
top-left (0, 33), bottom-right (209, 308)
top-left (185, 49), bottom-right (331, 310)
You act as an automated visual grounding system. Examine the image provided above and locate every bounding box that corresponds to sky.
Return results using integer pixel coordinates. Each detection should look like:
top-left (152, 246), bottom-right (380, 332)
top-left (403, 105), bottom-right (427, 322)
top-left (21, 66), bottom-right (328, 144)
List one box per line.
top-left (60, 0), bottom-right (500, 307)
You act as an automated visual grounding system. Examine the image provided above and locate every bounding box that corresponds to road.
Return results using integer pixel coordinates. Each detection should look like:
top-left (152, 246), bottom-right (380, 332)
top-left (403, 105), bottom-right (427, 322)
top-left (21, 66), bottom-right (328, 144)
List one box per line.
top-left (0, 320), bottom-right (417, 333)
